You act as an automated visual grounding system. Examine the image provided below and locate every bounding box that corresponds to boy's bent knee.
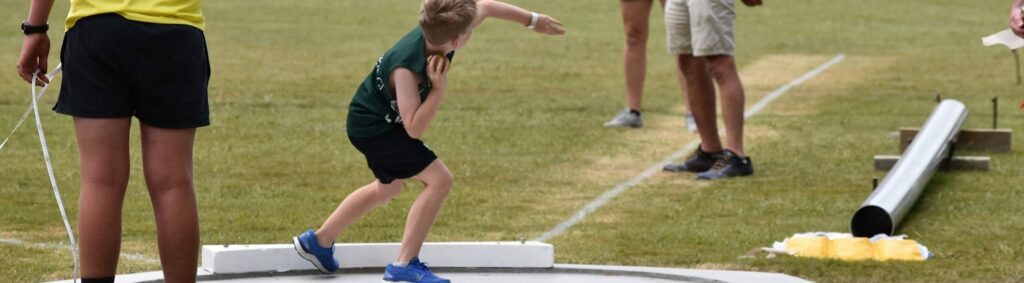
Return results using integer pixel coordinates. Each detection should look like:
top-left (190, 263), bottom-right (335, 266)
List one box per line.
top-left (415, 160), bottom-right (454, 192)
top-left (437, 172), bottom-right (454, 190)
top-left (427, 169), bottom-right (454, 191)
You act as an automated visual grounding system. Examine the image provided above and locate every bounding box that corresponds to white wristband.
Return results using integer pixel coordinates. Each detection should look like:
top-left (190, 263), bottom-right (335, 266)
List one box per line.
top-left (527, 12), bottom-right (539, 30)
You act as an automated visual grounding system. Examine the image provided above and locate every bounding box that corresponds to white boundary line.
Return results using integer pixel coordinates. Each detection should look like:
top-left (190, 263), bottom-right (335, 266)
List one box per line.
top-left (535, 54), bottom-right (847, 242)
top-left (744, 55), bottom-right (847, 118)
top-left (0, 237), bottom-right (158, 264)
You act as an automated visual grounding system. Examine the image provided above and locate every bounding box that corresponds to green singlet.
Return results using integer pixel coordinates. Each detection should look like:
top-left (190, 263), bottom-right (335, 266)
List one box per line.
top-left (347, 27), bottom-right (455, 138)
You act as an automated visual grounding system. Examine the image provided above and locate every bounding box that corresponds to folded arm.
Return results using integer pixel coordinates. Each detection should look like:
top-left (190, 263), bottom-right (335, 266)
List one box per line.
top-left (393, 56), bottom-right (450, 139)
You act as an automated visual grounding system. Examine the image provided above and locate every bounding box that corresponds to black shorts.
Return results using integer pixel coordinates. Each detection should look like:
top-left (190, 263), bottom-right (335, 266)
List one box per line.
top-left (54, 13), bottom-right (211, 128)
top-left (348, 126), bottom-right (438, 184)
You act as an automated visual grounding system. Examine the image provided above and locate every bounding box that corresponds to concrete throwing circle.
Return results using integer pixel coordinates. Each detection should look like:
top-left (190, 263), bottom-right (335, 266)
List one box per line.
top-left (211, 272), bottom-right (696, 283)
top-left (50, 265), bottom-right (809, 283)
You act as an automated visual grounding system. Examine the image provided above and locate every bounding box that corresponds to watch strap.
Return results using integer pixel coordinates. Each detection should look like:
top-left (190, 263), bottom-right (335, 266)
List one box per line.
top-left (21, 21), bottom-right (49, 35)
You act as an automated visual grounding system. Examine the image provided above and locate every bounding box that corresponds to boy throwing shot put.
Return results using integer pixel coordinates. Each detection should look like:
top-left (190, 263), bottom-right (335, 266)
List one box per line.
top-left (293, 1), bottom-right (564, 282)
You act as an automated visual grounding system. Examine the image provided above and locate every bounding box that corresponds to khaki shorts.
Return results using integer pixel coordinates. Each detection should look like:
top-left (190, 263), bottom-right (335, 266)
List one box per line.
top-left (665, 0), bottom-right (735, 56)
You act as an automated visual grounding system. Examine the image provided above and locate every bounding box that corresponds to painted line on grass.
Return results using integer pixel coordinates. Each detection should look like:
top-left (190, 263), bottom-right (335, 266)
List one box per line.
top-left (0, 237), bottom-right (159, 264)
top-left (534, 54), bottom-right (847, 242)
top-left (744, 55), bottom-right (847, 118)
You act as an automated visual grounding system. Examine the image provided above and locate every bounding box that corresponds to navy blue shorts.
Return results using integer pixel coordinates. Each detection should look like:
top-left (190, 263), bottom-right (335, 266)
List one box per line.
top-left (55, 13), bottom-right (211, 128)
top-left (348, 126), bottom-right (438, 184)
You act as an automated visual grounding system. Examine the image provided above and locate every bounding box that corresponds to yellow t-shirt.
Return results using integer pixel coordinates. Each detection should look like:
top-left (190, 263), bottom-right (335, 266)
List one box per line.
top-left (66, 0), bottom-right (204, 31)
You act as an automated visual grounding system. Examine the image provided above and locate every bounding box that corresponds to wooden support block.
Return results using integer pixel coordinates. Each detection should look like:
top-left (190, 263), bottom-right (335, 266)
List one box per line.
top-left (874, 155), bottom-right (990, 171)
top-left (900, 128), bottom-right (1012, 153)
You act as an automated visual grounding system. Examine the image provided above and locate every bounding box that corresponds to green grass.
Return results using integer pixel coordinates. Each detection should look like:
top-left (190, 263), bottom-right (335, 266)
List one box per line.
top-left (1, 0), bottom-right (1023, 282)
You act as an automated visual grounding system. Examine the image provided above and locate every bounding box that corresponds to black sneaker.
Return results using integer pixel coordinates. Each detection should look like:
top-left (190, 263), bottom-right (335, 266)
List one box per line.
top-left (696, 150), bottom-right (753, 180)
top-left (663, 145), bottom-right (723, 173)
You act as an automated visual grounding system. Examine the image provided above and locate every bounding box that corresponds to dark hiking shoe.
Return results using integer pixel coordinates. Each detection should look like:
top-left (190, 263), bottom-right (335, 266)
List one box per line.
top-left (664, 145), bottom-right (723, 173)
top-left (696, 150), bottom-right (754, 180)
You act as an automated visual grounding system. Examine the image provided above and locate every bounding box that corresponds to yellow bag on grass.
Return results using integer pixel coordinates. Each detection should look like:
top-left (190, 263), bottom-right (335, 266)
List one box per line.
top-left (873, 239), bottom-right (924, 261)
top-left (785, 236), bottom-right (830, 259)
top-left (829, 238), bottom-right (874, 260)
top-left (773, 232), bottom-right (930, 261)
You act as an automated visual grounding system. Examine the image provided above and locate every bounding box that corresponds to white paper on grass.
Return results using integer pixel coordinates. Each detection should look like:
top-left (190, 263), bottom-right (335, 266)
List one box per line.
top-left (982, 29), bottom-right (1024, 50)
top-left (767, 232), bottom-right (931, 260)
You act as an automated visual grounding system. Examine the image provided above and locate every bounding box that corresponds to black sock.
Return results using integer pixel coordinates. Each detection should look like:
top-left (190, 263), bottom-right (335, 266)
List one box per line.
top-left (629, 109), bottom-right (641, 116)
top-left (82, 276), bottom-right (115, 283)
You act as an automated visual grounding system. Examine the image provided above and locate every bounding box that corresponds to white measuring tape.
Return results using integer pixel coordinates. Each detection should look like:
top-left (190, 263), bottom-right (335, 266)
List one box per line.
top-left (0, 65), bottom-right (63, 153)
top-left (22, 65), bottom-right (80, 283)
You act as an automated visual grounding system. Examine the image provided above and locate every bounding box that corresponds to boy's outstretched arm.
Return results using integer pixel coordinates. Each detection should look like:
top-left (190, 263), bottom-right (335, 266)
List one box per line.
top-left (474, 0), bottom-right (565, 35)
top-left (394, 56), bottom-right (450, 139)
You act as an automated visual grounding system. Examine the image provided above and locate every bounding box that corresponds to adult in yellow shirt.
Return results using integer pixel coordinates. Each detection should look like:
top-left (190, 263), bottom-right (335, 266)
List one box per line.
top-left (16, 1), bottom-right (209, 282)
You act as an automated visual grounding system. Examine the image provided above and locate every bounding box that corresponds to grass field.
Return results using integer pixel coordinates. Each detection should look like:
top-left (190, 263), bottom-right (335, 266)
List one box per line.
top-left (2, 0), bottom-right (1023, 282)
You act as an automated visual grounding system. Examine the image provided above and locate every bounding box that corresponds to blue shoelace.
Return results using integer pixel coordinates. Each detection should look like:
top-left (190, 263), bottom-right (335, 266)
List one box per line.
top-left (410, 260), bottom-right (433, 275)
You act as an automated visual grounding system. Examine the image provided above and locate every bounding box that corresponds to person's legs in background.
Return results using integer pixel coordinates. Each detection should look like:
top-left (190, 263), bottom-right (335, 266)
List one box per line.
top-left (605, 0), bottom-right (663, 128)
top-left (677, 55), bottom-right (721, 152)
top-left (663, 0), bottom-right (751, 178)
top-left (689, 0), bottom-right (753, 179)
top-left (622, 0), bottom-right (654, 113)
top-left (705, 55), bottom-right (745, 157)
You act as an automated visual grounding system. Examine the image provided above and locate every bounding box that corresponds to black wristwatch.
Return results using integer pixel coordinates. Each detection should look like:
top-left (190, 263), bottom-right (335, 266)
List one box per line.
top-left (21, 21), bottom-right (49, 35)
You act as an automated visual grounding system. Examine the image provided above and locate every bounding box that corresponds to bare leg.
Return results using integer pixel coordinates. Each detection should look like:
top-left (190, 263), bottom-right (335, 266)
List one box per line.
top-left (620, 0), bottom-right (656, 111)
top-left (140, 123), bottom-right (200, 283)
top-left (706, 55), bottom-right (746, 157)
top-left (396, 160), bottom-right (453, 262)
top-left (676, 54), bottom-right (722, 152)
top-left (74, 118), bottom-right (131, 279)
top-left (673, 56), bottom-right (693, 117)
top-left (315, 180), bottom-right (404, 248)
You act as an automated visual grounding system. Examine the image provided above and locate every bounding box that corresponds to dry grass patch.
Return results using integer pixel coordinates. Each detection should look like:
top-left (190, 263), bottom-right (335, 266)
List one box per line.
top-left (579, 54), bottom-right (843, 189)
top-left (665, 54), bottom-right (836, 114)
top-left (767, 56), bottom-right (896, 116)
top-left (554, 113), bottom-right (696, 186)
top-left (742, 54), bottom-right (837, 91)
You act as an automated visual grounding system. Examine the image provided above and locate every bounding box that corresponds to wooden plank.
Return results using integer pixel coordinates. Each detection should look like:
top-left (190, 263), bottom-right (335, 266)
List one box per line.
top-left (900, 128), bottom-right (1012, 153)
top-left (874, 155), bottom-right (990, 171)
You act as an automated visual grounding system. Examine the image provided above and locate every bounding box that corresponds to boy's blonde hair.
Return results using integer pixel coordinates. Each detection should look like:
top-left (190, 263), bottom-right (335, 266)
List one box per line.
top-left (419, 0), bottom-right (477, 45)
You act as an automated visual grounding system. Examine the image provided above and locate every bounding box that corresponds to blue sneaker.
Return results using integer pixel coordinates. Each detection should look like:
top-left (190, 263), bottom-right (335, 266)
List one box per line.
top-left (292, 229), bottom-right (339, 273)
top-left (382, 257), bottom-right (450, 283)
